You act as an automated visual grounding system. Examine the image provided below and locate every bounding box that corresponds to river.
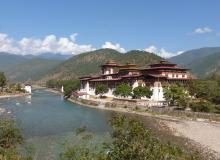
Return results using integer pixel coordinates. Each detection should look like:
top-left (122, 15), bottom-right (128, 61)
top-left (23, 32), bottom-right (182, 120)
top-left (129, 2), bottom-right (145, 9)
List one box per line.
top-left (0, 89), bottom-right (113, 159)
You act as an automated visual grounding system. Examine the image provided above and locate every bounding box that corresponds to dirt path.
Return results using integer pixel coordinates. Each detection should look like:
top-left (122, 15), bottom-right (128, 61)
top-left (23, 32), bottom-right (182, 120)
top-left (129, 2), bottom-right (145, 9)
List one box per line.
top-left (165, 119), bottom-right (220, 158)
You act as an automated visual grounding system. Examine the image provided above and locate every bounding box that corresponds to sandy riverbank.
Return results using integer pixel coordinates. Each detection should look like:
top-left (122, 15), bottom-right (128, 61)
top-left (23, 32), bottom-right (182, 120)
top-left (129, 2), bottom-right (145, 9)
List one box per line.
top-left (44, 88), bottom-right (62, 95)
top-left (165, 119), bottom-right (220, 158)
top-left (0, 93), bottom-right (30, 99)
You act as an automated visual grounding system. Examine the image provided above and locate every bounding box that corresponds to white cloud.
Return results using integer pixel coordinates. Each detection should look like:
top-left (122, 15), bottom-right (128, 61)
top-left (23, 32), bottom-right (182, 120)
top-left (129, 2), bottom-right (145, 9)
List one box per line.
top-left (144, 45), bottom-right (183, 58)
top-left (0, 32), bottom-right (183, 58)
top-left (0, 32), bottom-right (95, 55)
top-left (194, 27), bottom-right (212, 34)
top-left (101, 41), bottom-right (126, 53)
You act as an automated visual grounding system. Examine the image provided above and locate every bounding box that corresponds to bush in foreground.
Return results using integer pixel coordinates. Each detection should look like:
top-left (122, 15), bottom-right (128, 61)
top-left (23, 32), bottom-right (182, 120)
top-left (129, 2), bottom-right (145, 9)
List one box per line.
top-left (0, 119), bottom-right (33, 160)
top-left (59, 115), bottom-right (200, 160)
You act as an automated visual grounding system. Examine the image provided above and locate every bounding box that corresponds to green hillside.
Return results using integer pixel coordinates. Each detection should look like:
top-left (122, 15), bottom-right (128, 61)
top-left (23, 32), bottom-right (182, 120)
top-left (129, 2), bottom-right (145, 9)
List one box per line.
top-left (169, 47), bottom-right (220, 66)
top-left (5, 58), bottom-right (62, 82)
top-left (188, 52), bottom-right (220, 78)
top-left (0, 52), bottom-right (28, 72)
top-left (44, 49), bottom-right (162, 80)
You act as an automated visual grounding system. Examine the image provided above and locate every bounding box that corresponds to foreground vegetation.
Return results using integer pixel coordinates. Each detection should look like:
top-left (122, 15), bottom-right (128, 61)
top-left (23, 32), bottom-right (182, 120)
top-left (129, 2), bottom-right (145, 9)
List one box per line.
top-left (0, 119), bottom-right (32, 160)
top-left (0, 115), bottom-right (203, 160)
top-left (59, 115), bottom-right (200, 160)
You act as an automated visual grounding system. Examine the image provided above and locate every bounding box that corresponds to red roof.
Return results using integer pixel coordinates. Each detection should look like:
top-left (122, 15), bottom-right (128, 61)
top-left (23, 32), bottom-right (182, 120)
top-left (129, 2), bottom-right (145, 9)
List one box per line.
top-left (143, 67), bottom-right (190, 71)
top-left (89, 78), bottom-right (122, 82)
top-left (120, 74), bottom-right (143, 78)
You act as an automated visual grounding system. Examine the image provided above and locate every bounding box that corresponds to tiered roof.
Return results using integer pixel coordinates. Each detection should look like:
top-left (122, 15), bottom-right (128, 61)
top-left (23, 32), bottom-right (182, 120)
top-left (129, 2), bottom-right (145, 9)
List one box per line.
top-left (101, 59), bottom-right (119, 67)
top-left (79, 60), bottom-right (191, 82)
top-left (143, 60), bottom-right (189, 71)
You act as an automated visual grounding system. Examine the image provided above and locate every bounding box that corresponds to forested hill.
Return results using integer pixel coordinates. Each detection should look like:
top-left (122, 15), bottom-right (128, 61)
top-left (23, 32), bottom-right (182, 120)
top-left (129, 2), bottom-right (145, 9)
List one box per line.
top-left (5, 58), bottom-right (62, 82)
top-left (169, 47), bottom-right (220, 66)
top-left (169, 47), bottom-right (220, 78)
top-left (186, 52), bottom-right (220, 78)
top-left (42, 49), bottom-right (162, 81)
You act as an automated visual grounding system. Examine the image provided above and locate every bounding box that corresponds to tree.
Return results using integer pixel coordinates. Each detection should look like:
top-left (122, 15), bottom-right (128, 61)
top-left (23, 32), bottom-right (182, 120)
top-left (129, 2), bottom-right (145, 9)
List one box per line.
top-left (0, 119), bottom-right (33, 159)
top-left (0, 72), bottom-right (6, 91)
top-left (133, 86), bottom-right (153, 99)
top-left (64, 80), bottom-right (80, 97)
top-left (95, 84), bottom-right (109, 98)
top-left (188, 80), bottom-right (220, 104)
top-left (164, 83), bottom-right (190, 107)
top-left (113, 84), bottom-right (132, 98)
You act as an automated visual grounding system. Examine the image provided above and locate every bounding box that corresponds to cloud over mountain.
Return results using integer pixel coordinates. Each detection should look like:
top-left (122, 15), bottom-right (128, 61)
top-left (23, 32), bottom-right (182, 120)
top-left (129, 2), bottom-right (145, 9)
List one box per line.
top-left (0, 32), bottom-right (180, 58)
top-left (144, 45), bottom-right (183, 58)
top-left (101, 41), bottom-right (126, 53)
top-left (0, 33), bottom-right (95, 55)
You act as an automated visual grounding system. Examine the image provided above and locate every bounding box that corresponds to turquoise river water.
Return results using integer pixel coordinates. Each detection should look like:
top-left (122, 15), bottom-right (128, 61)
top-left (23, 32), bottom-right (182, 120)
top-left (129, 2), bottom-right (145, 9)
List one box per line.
top-left (0, 89), bottom-right (113, 159)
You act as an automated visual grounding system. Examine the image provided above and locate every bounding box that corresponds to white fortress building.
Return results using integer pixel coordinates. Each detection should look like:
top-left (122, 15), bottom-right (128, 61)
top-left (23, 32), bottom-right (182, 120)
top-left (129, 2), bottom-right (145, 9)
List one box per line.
top-left (79, 60), bottom-right (191, 101)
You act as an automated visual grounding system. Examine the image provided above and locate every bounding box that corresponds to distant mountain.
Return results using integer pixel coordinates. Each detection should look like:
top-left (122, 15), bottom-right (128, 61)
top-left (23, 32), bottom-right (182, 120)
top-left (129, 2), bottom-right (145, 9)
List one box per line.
top-left (0, 52), bottom-right (28, 72)
top-left (5, 58), bottom-right (62, 82)
top-left (168, 47), bottom-right (220, 78)
top-left (43, 48), bottom-right (162, 81)
top-left (187, 52), bottom-right (220, 78)
top-left (169, 47), bottom-right (220, 66)
top-left (35, 53), bottom-right (72, 60)
top-left (0, 52), bottom-right (71, 82)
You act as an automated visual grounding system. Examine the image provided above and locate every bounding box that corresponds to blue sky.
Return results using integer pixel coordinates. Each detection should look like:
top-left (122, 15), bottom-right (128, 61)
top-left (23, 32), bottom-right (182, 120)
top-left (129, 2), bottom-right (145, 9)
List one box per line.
top-left (0, 0), bottom-right (219, 57)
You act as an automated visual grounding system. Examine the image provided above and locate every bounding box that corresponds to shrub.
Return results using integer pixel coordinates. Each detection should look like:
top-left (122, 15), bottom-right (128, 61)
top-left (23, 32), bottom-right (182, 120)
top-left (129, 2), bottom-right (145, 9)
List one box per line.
top-left (113, 84), bottom-right (132, 98)
top-left (95, 84), bottom-right (109, 98)
top-left (133, 86), bottom-right (152, 99)
top-left (190, 100), bottom-right (215, 113)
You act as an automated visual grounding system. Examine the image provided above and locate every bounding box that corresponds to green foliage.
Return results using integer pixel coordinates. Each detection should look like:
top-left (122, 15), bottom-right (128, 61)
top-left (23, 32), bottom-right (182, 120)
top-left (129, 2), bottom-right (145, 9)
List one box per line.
top-left (188, 79), bottom-right (220, 104)
top-left (133, 86), bottom-right (152, 99)
top-left (113, 84), bottom-right (132, 98)
top-left (46, 79), bottom-right (80, 96)
top-left (106, 115), bottom-right (199, 160)
top-left (63, 80), bottom-right (80, 96)
top-left (95, 84), bottom-right (109, 97)
top-left (0, 72), bottom-right (7, 90)
top-left (46, 79), bottom-right (64, 88)
top-left (164, 83), bottom-right (190, 107)
top-left (0, 119), bottom-right (33, 160)
top-left (189, 100), bottom-right (215, 113)
top-left (59, 115), bottom-right (200, 160)
top-left (187, 75), bottom-right (220, 113)
top-left (0, 119), bottom-right (23, 149)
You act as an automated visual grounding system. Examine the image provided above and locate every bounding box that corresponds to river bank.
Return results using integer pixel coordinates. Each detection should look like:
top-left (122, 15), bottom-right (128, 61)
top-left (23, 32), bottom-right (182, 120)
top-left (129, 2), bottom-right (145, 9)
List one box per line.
top-left (44, 88), bottom-right (220, 159)
top-left (68, 96), bottom-right (220, 159)
top-left (0, 93), bottom-right (30, 99)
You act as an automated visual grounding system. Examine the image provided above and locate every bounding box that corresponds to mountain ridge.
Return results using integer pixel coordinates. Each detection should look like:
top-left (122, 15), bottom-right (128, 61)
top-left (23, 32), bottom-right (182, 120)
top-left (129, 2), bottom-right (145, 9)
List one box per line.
top-left (41, 48), bottom-right (162, 81)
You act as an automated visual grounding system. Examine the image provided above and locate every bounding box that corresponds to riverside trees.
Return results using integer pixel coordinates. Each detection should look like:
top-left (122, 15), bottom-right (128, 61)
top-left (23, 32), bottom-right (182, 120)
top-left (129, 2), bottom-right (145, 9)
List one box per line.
top-left (163, 83), bottom-right (190, 108)
top-left (113, 84), bottom-right (132, 98)
top-left (133, 86), bottom-right (152, 99)
top-left (95, 84), bottom-right (109, 98)
top-left (0, 72), bottom-right (6, 91)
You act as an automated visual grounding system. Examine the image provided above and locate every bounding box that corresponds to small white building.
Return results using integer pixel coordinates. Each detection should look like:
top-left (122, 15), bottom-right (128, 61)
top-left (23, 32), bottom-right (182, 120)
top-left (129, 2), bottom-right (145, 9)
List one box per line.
top-left (24, 84), bottom-right (32, 94)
